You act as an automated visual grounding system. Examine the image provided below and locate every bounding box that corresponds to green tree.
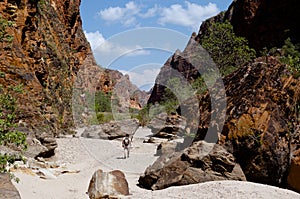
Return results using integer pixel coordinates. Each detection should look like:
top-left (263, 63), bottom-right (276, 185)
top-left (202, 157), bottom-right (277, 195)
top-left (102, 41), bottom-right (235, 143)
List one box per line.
top-left (0, 84), bottom-right (27, 176)
top-left (191, 76), bottom-right (209, 95)
top-left (95, 91), bottom-right (112, 113)
top-left (201, 21), bottom-right (256, 76)
top-left (136, 105), bottom-right (151, 127)
top-left (162, 87), bottom-right (178, 114)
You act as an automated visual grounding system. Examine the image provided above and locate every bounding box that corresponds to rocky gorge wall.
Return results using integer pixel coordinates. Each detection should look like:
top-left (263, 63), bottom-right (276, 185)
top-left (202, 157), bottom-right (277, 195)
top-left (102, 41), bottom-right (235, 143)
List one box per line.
top-left (0, 0), bottom-right (96, 136)
top-left (149, 0), bottom-right (300, 105)
top-left (0, 0), bottom-right (146, 137)
top-left (146, 0), bottom-right (300, 192)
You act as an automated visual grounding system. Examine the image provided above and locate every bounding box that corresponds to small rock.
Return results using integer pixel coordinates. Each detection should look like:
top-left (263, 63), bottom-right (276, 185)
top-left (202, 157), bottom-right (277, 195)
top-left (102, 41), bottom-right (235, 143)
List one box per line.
top-left (36, 168), bottom-right (57, 180)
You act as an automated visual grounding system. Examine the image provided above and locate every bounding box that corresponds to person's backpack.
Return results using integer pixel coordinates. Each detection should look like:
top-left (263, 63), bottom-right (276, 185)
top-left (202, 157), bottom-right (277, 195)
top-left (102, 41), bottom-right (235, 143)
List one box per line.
top-left (123, 137), bottom-right (130, 147)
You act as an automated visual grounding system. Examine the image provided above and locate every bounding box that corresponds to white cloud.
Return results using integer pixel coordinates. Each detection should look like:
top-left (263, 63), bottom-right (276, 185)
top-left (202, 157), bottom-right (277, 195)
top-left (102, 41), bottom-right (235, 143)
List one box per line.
top-left (94, 41), bottom-right (150, 57)
top-left (84, 30), bottom-right (151, 66)
top-left (90, 1), bottom-right (220, 66)
top-left (120, 68), bottom-right (160, 89)
top-left (99, 7), bottom-right (124, 21)
top-left (158, 2), bottom-right (219, 30)
top-left (98, 1), bottom-right (219, 30)
top-left (125, 49), bottom-right (151, 57)
top-left (140, 5), bottom-right (160, 18)
top-left (85, 30), bottom-right (150, 55)
top-left (123, 17), bottom-right (137, 27)
top-left (84, 30), bottom-right (105, 50)
top-left (98, 1), bottom-right (141, 27)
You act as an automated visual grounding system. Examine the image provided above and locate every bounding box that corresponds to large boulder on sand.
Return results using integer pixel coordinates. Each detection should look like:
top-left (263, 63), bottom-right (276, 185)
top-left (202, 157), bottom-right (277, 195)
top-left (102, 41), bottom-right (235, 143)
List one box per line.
top-left (138, 141), bottom-right (246, 190)
top-left (82, 119), bottom-right (139, 140)
top-left (87, 169), bottom-right (129, 199)
top-left (0, 173), bottom-right (21, 199)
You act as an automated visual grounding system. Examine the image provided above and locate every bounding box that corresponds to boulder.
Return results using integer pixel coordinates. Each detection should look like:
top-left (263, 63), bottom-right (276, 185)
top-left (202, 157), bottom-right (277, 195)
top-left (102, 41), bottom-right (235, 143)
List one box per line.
top-left (24, 137), bottom-right (48, 158)
top-left (82, 119), bottom-right (139, 140)
top-left (87, 169), bottom-right (129, 199)
top-left (288, 148), bottom-right (300, 193)
top-left (138, 141), bottom-right (246, 190)
top-left (36, 168), bottom-right (57, 180)
top-left (81, 124), bottom-right (122, 140)
top-left (155, 141), bottom-right (178, 156)
top-left (0, 131), bottom-right (57, 159)
top-left (117, 118), bottom-right (139, 135)
top-left (148, 113), bottom-right (186, 139)
top-left (288, 159), bottom-right (300, 192)
top-left (35, 133), bottom-right (58, 158)
top-left (0, 173), bottom-right (21, 199)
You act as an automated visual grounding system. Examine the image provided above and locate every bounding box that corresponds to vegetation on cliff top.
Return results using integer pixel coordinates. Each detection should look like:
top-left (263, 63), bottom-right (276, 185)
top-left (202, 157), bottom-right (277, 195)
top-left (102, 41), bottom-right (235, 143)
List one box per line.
top-left (201, 21), bottom-right (256, 76)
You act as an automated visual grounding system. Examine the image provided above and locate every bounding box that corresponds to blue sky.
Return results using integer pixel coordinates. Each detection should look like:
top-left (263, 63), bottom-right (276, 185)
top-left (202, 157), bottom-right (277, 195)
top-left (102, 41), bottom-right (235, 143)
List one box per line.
top-left (80, 0), bottom-right (233, 90)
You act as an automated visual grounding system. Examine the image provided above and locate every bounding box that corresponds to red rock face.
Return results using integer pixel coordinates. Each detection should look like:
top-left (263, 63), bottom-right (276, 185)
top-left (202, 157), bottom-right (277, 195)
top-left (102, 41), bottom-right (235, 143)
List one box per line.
top-left (182, 56), bottom-right (299, 189)
top-left (220, 57), bottom-right (299, 187)
top-left (0, 0), bottom-right (96, 135)
top-left (199, 0), bottom-right (300, 51)
top-left (148, 0), bottom-right (300, 191)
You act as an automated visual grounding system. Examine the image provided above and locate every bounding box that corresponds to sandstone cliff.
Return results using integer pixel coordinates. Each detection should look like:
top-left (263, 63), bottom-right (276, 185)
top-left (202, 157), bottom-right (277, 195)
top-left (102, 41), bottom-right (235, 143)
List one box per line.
top-left (202, 56), bottom-right (299, 188)
top-left (0, 0), bottom-right (96, 136)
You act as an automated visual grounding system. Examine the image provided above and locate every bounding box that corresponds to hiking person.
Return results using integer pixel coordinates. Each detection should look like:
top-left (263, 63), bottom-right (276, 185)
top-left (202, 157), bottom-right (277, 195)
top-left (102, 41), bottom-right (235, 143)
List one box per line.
top-left (122, 134), bottom-right (131, 159)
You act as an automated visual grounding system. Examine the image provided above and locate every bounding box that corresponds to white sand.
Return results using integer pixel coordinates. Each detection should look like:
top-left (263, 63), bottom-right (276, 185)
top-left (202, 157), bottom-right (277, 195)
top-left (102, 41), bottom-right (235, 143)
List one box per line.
top-left (12, 127), bottom-right (300, 199)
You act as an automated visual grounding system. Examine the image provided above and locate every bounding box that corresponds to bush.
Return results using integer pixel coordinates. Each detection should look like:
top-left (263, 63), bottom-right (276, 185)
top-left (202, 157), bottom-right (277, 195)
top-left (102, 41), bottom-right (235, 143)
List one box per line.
top-left (280, 38), bottom-right (300, 78)
top-left (0, 16), bottom-right (14, 43)
top-left (135, 105), bottom-right (150, 127)
top-left (96, 112), bottom-right (114, 124)
top-left (0, 84), bottom-right (27, 176)
top-left (162, 87), bottom-right (179, 115)
top-left (136, 104), bottom-right (164, 127)
top-left (201, 21), bottom-right (256, 76)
